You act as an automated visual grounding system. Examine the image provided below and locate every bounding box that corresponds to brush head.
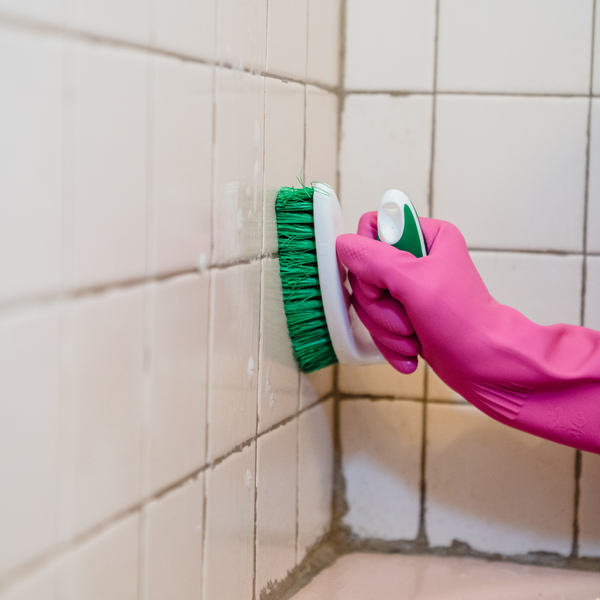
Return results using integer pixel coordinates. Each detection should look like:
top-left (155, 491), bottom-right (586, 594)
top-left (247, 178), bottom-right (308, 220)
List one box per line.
top-left (275, 184), bottom-right (339, 373)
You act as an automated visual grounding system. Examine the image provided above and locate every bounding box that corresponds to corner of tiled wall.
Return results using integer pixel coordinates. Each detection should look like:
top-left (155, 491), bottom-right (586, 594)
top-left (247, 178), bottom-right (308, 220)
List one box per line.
top-left (339, 0), bottom-right (600, 566)
top-left (0, 0), bottom-right (340, 597)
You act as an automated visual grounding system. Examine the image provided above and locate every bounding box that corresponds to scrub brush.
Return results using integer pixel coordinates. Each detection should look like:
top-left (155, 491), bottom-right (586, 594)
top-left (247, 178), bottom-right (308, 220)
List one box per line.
top-left (275, 182), bottom-right (427, 373)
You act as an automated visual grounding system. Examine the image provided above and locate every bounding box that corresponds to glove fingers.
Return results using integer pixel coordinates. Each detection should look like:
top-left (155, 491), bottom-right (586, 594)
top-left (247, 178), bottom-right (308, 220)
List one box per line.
top-left (352, 297), bottom-right (421, 356)
top-left (356, 212), bottom-right (386, 300)
top-left (372, 337), bottom-right (419, 375)
top-left (349, 271), bottom-right (415, 336)
top-left (357, 211), bottom-right (378, 239)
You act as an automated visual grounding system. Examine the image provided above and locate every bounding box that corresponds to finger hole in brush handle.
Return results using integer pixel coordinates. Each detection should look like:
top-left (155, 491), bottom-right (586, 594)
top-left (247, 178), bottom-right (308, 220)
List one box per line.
top-left (377, 189), bottom-right (428, 258)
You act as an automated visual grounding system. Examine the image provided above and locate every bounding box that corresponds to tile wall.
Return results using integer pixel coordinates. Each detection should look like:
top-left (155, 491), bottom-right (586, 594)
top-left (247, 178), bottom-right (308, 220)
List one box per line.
top-left (0, 1), bottom-right (340, 598)
top-left (340, 0), bottom-right (600, 560)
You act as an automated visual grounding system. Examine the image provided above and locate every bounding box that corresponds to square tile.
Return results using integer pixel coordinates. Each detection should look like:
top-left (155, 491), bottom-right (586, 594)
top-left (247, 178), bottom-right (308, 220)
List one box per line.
top-left (145, 273), bottom-right (209, 495)
top-left (339, 361), bottom-right (425, 399)
top-left (586, 100), bottom-right (600, 253)
top-left (58, 514), bottom-right (139, 600)
top-left (1, 565), bottom-right (56, 600)
top-left (0, 0), bottom-right (64, 24)
top-left (0, 306), bottom-right (60, 577)
top-left (438, 0), bottom-right (593, 94)
top-left (426, 366), bottom-right (466, 403)
top-left (256, 420), bottom-right (298, 596)
top-left (203, 443), bottom-right (255, 600)
top-left (578, 451), bottom-right (600, 556)
top-left (345, 0), bottom-right (436, 91)
top-left (144, 477), bottom-right (204, 600)
top-left (341, 400), bottom-right (422, 540)
top-left (340, 94), bottom-right (433, 234)
top-left (208, 263), bottom-right (260, 460)
top-left (61, 287), bottom-right (144, 537)
top-left (63, 43), bottom-right (148, 289)
top-left (434, 95), bottom-right (588, 252)
top-left (426, 404), bottom-right (575, 555)
top-left (66, 0), bottom-right (150, 45)
top-left (0, 30), bottom-right (63, 301)
top-left (471, 251), bottom-right (583, 326)
top-left (263, 78), bottom-right (305, 254)
top-left (258, 259), bottom-right (299, 433)
top-left (306, 0), bottom-right (341, 87)
top-left (585, 256), bottom-right (600, 330)
top-left (149, 57), bottom-right (212, 276)
top-left (594, 8), bottom-right (600, 95)
top-left (153, 0), bottom-right (215, 60)
top-left (297, 400), bottom-right (334, 561)
top-left (212, 69), bottom-right (264, 264)
top-left (217, 0), bottom-right (267, 71)
top-left (299, 366), bottom-right (334, 411)
top-left (305, 86), bottom-right (338, 189)
top-left (266, 0), bottom-right (307, 79)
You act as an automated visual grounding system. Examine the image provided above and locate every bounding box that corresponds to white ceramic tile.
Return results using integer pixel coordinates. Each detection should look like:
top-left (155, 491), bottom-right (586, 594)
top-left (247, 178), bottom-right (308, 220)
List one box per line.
top-left (1, 565), bottom-right (56, 600)
top-left (263, 78), bottom-right (305, 254)
top-left (434, 95), bottom-right (588, 252)
top-left (66, 0), bottom-right (149, 45)
top-left (258, 259), bottom-right (299, 432)
top-left (306, 0), bottom-right (340, 87)
top-left (299, 366), bottom-right (334, 411)
top-left (150, 57), bottom-right (212, 276)
top-left (256, 420), bottom-right (298, 596)
top-left (340, 94), bottom-right (432, 235)
top-left (587, 100), bottom-right (600, 253)
top-left (266, 0), bottom-right (307, 79)
top-left (305, 86), bottom-right (338, 189)
top-left (0, 30), bottom-right (63, 301)
top-left (203, 443), bottom-right (255, 600)
top-left (208, 262), bottom-right (260, 460)
top-left (144, 477), bottom-right (204, 600)
top-left (0, 307), bottom-right (59, 577)
top-left (146, 274), bottom-right (209, 495)
top-left (297, 400), bottom-right (334, 561)
top-left (585, 256), bottom-right (600, 330)
top-left (345, 0), bottom-right (436, 91)
top-left (594, 8), bottom-right (600, 95)
top-left (153, 0), bottom-right (215, 60)
top-left (58, 514), bottom-right (139, 600)
top-left (434, 95), bottom-right (587, 251)
top-left (341, 400), bottom-right (422, 540)
top-left (426, 367), bottom-right (466, 403)
top-left (61, 287), bottom-right (144, 537)
top-left (438, 0), bottom-right (593, 94)
top-left (64, 44), bottom-right (147, 289)
top-left (217, 0), bottom-right (267, 71)
top-left (579, 451), bottom-right (600, 556)
top-left (0, 0), bottom-right (64, 24)
top-left (213, 69), bottom-right (264, 263)
top-left (471, 252), bottom-right (583, 327)
top-left (339, 362), bottom-right (425, 399)
top-left (426, 404), bottom-right (575, 555)
top-left (292, 553), bottom-right (600, 600)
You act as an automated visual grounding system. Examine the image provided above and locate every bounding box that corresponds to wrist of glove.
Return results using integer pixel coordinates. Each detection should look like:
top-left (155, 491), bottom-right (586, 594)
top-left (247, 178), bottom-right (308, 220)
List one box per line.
top-left (337, 212), bottom-right (600, 454)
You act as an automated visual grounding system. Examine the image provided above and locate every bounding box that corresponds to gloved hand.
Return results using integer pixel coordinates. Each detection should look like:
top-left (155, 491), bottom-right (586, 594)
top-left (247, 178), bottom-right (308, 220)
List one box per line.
top-left (337, 211), bottom-right (600, 455)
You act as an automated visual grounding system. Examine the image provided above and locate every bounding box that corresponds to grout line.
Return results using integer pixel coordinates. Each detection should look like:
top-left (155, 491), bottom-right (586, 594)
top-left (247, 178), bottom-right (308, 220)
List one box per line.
top-left (294, 371), bottom-right (302, 566)
top-left (0, 392), bottom-right (334, 596)
top-left (344, 89), bottom-right (593, 99)
top-left (0, 12), bottom-right (337, 94)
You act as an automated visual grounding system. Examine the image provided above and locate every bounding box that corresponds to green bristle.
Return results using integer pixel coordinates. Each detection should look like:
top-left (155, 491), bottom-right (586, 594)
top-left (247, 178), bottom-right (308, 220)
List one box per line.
top-left (276, 184), bottom-right (338, 373)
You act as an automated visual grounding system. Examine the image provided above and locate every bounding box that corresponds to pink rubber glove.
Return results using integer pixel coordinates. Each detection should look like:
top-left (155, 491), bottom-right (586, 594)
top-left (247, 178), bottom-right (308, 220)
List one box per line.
top-left (337, 212), bottom-right (600, 455)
